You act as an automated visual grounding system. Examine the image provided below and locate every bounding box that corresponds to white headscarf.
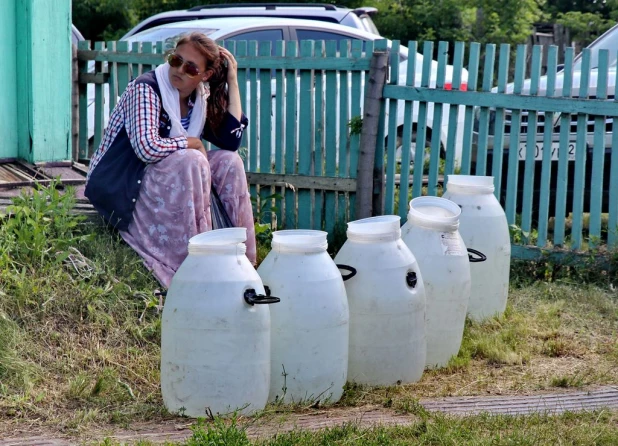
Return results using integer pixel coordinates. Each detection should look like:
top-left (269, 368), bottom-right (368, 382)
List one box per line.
top-left (154, 62), bottom-right (209, 138)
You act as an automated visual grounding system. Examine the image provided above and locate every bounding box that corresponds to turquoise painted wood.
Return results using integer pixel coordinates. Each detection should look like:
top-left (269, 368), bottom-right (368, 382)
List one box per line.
top-left (397, 41), bottom-right (417, 220)
top-left (14, 0), bottom-right (71, 162)
top-left (474, 44), bottom-right (495, 176)
top-left (337, 42), bottom-right (350, 226)
top-left (444, 41), bottom-right (465, 182)
top-left (589, 50), bottom-right (609, 246)
top-left (384, 40), bottom-right (400, 215)
top-left (324, 41), bottom-right (338, 239)
top-left (521, 45), bottom-right (542, 241)
top-left (273, 40), bottom-right (285, 227)
top-left (460, 42), bottom-right (481, 175)
top-left (571, 50), bottom-right (592, 249)
top-left (313, 41), bottom-right (325, 230)
top-left (427, 41), bottom-right (447, 196)
top-left (0, 0), bottom-right (18, 159)
top-left (491, 44), bottom-right (511, 197)
top-left (537, 45), bottom-right (558, 247)
top-left (411, 41), bottom-right (433, 199)
top-left (298, 41), bottom-right (314, 228)
top-left (553, 49), bottom-right (575, 247)
top-left (258, 41), bottom-right (273, 224)
top-left (283, 41), bottom-right (298, 229)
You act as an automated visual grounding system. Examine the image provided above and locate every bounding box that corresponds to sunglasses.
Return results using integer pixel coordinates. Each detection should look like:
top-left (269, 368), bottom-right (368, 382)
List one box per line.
top-left (167, 53), bottom-right (202, 78)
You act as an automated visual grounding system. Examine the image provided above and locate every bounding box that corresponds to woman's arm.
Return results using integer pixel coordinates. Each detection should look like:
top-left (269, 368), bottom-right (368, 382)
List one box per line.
top-left (125, 83), bottom-right (188, 163)
top-left (220, 47), bottom-right (242, 121)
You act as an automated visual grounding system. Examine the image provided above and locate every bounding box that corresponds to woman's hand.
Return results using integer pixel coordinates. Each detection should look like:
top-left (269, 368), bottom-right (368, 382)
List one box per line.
top-left (187, 137), bottom-right (207, 157)
top-left (219, 46), bottom-right (242, 121)
top-left (219, 46), bottom-right (238, 85)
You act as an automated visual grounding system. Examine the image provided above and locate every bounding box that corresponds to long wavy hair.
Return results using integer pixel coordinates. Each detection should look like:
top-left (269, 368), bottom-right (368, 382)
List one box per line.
top-left (174, 32), bottom-right (228, 132)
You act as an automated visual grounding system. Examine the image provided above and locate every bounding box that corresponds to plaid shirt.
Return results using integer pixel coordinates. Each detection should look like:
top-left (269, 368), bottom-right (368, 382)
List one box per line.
top-left (87, 80), bottom-right (188, 180)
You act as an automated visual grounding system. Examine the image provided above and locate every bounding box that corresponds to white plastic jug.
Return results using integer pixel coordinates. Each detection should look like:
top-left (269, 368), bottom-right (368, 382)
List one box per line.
top-left (442, 175), bottom-right (511, 321)
top-left (401, 196), bottom-right (476, 368)
top-left (161, 228), bottom-right (279, 417)
top-left (334, 216), bottom-right (426, 386)
top-left (257, 230), bottom-right (349, 404)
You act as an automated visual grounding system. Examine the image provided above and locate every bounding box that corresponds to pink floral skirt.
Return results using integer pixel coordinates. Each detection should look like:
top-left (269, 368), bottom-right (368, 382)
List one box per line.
top-left (121, 149), bottom-right (256, 288)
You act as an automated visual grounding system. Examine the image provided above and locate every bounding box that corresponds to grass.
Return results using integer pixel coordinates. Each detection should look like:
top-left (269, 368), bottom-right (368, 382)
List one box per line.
top-left (0, 183), bottom-right (617, 441)
top-left (95, 410), bottom-right (618, 445)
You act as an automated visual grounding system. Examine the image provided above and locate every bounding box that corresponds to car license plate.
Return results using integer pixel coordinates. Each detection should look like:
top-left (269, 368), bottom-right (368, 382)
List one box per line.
top-left (517, 142), bottom-right (576, 161)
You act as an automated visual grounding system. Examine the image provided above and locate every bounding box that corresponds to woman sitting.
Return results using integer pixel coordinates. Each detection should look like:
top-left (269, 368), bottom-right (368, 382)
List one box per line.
top-left (85, 32), bottom-right (255, 288)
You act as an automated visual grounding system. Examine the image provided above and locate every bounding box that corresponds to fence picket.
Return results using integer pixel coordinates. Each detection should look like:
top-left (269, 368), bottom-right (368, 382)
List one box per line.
top-left (77, 40), bottom-right (90, 160)
top-left (589, 49), bottom-right (609, 246)
top-left (474, 44), bottom-right (495, 177)
top-left (324, 40), bottom-right (338, 237)
top-left (298, 41), bottom-right (314, 228)
top-left (273, 41), bottom-right (285, 227)
top-left (491, 44), bottom-right (510, 199)
top-left (398, 41), bottom-right (417, 220)
top-left (444, 41), bottom-right (465, 183)
top-left (426, 41), bottom-right (448, 197)
top-left (284, 41), bottom-right (298, 229)
top-left (571, 49), bottom-right (592, 249)
top-left (384, 40), bottom-right (401, 214)
top-left (313, 40), bottom-right (325, 230)
top-left (460, 42), bottom-right (481, 175)
top-left (337, 42), bottom-right (350, 225)
top-left (93, 41), bottom-right (105, 154)
top-left (348, 39), bottom-right (363, 220)
top-left (505, 45), bottom-right (527, 224)
top-left (412, 41), bottom-right (433, 199)
top-left (521, 45), bottom-right (542, 242)
top-left (553, 48), bottom-right (574, 246)
top-left (537, 46), bottom-right (558, 247)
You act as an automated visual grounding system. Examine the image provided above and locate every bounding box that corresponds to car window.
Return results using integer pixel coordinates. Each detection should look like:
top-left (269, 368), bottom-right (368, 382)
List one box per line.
top-left (573, 25), bottom-right (618, 71)
top-left (296, 29), bottom-right (366, 52)
top-left (127, 27), bottom-right (217, 51)
top-left (359, 16), bottom-right (379, 35)
top-left (296, 29), bottom-right (407, 63)
top-left (224, 29), bottom-right (284, 55)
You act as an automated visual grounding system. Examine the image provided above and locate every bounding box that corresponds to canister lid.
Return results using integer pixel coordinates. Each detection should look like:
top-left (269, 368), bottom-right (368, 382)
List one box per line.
top-left (446, 175), bottom-right (495, 194)
top-left (347, 215), bottom-right (401, 241)
top-left (188, 228), bottom-right (247, 254)
top-left (407, 196), bottom-right (460, 232)
top-left (272, 230), bottom-right (328, 253)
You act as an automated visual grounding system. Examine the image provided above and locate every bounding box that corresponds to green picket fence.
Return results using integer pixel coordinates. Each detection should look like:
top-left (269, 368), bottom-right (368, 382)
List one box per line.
top-left (76, 39), bottom-right (618, 256)
top-left (381, 42), bottom-right (618, 255)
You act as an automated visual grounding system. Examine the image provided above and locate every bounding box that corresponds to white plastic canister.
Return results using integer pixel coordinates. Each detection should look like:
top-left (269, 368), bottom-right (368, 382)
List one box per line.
top-left (442, 175), bottom-right (511, 321)
top-left (334, 216), bottom-right (426, 386)
top-left (161, 228), bottom-right (278, 417)
top-left (401, 196), bottom-right (472, 368)
top-left (257, 230), bottom-right (349, 404)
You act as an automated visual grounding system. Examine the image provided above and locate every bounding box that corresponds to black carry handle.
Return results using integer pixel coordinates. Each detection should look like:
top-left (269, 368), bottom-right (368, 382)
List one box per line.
top-left (467, 248), bottom-right (487, 263)
top-left (244, 287), bottom-right (281, 305)
top-left (336, 264), bottom-right (357, 281)
top-left (406, 271), bottom-right (418, 288)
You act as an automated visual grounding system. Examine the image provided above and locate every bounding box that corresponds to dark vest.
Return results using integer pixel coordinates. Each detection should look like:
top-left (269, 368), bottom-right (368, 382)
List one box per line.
top-left (85, 71), bottom-right (168, 231)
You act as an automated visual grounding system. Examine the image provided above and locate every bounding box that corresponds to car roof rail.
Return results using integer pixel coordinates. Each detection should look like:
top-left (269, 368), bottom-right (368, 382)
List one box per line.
top-left (352, 7), bottom-right (378, 16)
top-left (188, 3), bottom-right (338, 12)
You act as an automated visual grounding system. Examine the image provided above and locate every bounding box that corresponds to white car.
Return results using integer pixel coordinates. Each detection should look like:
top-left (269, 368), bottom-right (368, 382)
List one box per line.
top-left (126, 17), bottom-right (468, 167)
top-left (124, 17), bottom-right (469, 166)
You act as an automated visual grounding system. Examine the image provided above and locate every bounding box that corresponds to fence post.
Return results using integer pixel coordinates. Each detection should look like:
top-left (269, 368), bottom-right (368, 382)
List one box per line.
top-left (72, 44), bottom-right (80, 162)
top-left (356, 50), bottom-right (388, 219)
